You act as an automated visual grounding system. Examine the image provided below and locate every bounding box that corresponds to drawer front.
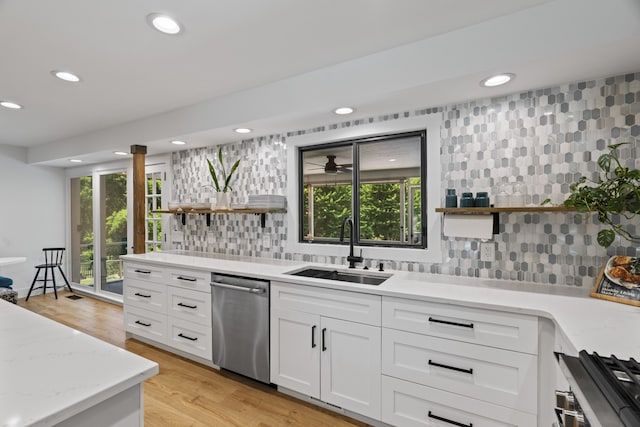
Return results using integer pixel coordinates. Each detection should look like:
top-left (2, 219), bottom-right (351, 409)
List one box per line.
top-left (167, 285), bottom-right (211, 326)
top-left (124, 306), bottom-right (167, 344)
top-left (124, 262), bottom-right (165, 283)
top-left (271, 281), bottom-right (381, 326)
top-left (167, 317), bottom-right (212, 361)
top-left (381, 375), bottom-right (537, 427)
top-left (167, 267), bottom-right (211, 293)
top-left (382, 328), bottom-right (537, 414)
top-left (124, 278), bottom-right (167, 313)
top-left (382, 297), bottom-right (538, 354)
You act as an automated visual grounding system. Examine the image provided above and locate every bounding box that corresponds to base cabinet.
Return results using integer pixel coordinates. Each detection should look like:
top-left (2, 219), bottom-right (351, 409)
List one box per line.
top-left (123, 261), bottom-right (212, 363)
top-left (271, 308), bottom-right (381, 419)
top-left (382, 376), bottom-right (537, 427)
top-left (270, 283), bottom-right (382, 420)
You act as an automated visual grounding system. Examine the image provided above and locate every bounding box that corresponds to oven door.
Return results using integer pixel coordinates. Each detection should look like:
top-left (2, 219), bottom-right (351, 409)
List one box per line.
top-left (558, 353), bottom-right (625, 427)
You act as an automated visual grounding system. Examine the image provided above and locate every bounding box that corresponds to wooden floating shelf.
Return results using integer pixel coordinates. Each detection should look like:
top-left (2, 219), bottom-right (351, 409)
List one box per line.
top-left (435, 206), bottom-right (576, 214)
top-left (154, 208), bottom-right (286, 227)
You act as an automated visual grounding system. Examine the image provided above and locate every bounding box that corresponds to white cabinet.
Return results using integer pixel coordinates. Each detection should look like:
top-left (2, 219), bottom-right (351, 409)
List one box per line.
top-left (270, 282), bottom-right (381, 420)
top-left (270, 308), bottom-right (320, 397)
top-left (320, 316), bottom-right (381, 418)
top-left (381, 296), bottom-right (539, 426)
top-left (382, 328), bottom-right (538, 414)
top-left (382, 376), bottom-right (537, 427)
top-left (123, 261), bottom-right (212, 363)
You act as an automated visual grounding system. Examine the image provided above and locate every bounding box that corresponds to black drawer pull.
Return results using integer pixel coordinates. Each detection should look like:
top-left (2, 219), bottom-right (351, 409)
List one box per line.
top-left (428, 359), bottom-right (473, 375)
top-left (322, 328), bottom-right (327, 351)
top-left (177, 276), bottom-right (197, 282)
top-left (429, 317), bottom-right (474, 329)
top-left (134, 269), bottom-right (151, 274)
top-left (178, 333), bottom-right (198, 341)
top-left (177, 302), bottom-right (197, 309)
top-left (134, 292), bottom-right (151, 298)
top-left (311, 325), bottom-right (317, 348)
top-left (135, 320), bottom-right (151, 327)
top-left (428, 411), bottom-right (472, 427)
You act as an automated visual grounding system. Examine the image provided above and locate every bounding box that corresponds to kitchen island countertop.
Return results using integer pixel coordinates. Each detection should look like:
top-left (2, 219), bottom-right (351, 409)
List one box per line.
top-left (123, 251), bottom-right (639, 359)
top-left (0, 300), bottom-right (158, 427)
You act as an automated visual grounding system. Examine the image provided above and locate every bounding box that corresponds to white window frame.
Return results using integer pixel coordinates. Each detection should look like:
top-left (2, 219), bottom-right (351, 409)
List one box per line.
top-left (286, 114), bottom-right (443, 264)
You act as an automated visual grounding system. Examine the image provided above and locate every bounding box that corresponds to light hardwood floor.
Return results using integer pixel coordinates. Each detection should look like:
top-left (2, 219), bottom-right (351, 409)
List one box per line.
top-left (19, 291), bottom-right (368, 427)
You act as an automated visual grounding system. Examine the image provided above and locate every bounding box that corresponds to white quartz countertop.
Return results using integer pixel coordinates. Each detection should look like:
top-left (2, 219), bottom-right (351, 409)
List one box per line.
top-left (123, 251), bottom-right (640, 359)
top-left (0, 301), bottom-right (158, 427)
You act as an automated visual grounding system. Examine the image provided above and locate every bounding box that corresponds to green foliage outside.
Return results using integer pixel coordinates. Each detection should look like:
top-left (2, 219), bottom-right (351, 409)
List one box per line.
top-left (303, 177), bottom-right (422, 244)
top-left (78, 174), bottom-right (129, 284)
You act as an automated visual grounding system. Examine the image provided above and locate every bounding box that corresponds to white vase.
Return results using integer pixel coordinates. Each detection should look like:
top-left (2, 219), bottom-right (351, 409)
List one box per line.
top-left (215, 192), bottom-right (230, 210)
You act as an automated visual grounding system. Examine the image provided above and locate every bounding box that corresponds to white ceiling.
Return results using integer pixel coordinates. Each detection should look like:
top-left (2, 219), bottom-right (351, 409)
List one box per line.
top-left (1, 0), bottom-right (640, 167)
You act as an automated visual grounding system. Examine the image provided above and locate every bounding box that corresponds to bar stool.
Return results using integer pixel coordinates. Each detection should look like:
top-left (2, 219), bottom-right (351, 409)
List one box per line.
top-left (26, 248), bottom-right (74, 301)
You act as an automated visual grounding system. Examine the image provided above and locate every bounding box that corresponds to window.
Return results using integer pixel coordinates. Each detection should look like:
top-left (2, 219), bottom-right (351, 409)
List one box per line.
top-left (299, 130), bottom-right (426, 248)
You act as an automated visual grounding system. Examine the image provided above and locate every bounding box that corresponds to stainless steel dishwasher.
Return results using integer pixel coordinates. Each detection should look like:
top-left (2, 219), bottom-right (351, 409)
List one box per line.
top-left (210, 272), bottom-right (270, 383)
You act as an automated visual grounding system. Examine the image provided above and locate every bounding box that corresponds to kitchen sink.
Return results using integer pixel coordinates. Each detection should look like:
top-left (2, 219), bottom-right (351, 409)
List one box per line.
top-left (286, 267), bottom-right (390, 286)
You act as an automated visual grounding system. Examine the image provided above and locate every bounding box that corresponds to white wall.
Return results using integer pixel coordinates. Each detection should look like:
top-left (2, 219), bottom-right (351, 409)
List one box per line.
top-left (0, 145), bottom-right (66, 297)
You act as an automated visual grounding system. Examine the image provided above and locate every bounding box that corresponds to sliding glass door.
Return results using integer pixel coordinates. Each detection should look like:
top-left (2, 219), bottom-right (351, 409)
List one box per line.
top-left (70, 175), bottom-right (95, 289)
top-left (99, 171), bottom-right (128, 295)
top-left (68, 161), bottom-right (169, 300)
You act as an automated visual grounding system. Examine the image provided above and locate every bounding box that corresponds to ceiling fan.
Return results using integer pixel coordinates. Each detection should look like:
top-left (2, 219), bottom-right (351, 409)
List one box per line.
top-left (313, 155), bottom-right (352, 174)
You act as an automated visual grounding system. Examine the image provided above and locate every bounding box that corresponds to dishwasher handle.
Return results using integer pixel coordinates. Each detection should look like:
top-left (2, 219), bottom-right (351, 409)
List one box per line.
top-left (211, 281), bottom-right (265, 294)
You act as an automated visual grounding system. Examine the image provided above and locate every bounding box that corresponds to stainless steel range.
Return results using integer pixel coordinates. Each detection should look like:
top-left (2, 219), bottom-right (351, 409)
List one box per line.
top-left (558, 351), bottom-right (640, 427)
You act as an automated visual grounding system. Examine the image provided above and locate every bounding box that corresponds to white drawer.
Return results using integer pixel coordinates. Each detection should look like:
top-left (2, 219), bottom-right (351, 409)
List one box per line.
top-left (167, 267), bottom-right (211, 293)
top-left (382, 297), bottom-right (538, 354)
top-left (167, 317), bottom-right (212, 361)
top-left (382, 375), bottom-right (537, 427)
top-left (382, 328), bottom-right (538, 414)
top-left (167, 285), bottom-right (211, 326)
top-left (124, 278), bottom-right (167, 314)
top-left (272, 281), bottom-right (381, 326)
top-left (124, 262), bottom-right (165, 283)
top-left (124, 306), bottom-right (167, 344)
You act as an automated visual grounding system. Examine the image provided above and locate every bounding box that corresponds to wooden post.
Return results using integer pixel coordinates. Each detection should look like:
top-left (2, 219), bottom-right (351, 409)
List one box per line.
top-left (131, 145), bottom-right (147, 254)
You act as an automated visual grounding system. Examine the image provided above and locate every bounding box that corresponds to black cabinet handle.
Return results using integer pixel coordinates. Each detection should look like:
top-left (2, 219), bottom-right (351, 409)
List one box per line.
top-left (134, 292), bottom-right (151, 298)
top-left (177, 276), bottom-right (197, 282)
top-left (428, 411), bottom-right (472, 427)
top-left (177, 302), bottom-right (197, 309)
top-left (428, 359), bottom-right (473, 375)
top-left (312, 325), bottom-right (317, 348)
top-left (178, 333), bottom-right (198, 341)
top-left (322, 328), bottom-right (327, 351)
top-left (135, 320), bottom-right (151, 327)
top-left (429, 317), bottom-right (474, 329)
top-left (134, 269), bottom-right (151, 274)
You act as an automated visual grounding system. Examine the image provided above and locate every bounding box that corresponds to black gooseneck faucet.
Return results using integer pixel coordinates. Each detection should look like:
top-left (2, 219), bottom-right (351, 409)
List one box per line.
top-left (340, 217), bottom-right (363, 268)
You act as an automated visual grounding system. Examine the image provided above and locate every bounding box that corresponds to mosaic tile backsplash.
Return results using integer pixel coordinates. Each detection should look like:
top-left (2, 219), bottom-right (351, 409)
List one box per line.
top-left (171, 72), bottom-right (640, 287)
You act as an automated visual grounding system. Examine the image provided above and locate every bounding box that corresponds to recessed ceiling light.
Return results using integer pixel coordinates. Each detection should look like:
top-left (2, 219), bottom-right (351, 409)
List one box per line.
top-left (234, 128), bottom-right (252, 134)
top-left (170, 140), bottom-right (186, 145)
top-left (51, 70), bottom-right (81, 82)
top-left (334, 107), bottom-right (354, 115)
top-left (69, 159), bottom-right (83, 163)
top-left (147, 13), bottom-right (182, 35)
top-left (389, 158), bottom-right (397, 162)
top-left (480, 73), bottom-right (515, 87)
top-left (114, 151), bottom-right (128, 156)
top-left (0, 100), bottom-right (22, 110)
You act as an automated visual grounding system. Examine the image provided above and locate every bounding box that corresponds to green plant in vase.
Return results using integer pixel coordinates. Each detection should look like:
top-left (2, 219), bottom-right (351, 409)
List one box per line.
top-left (563, 142), bottom-right (640, 248)
top-left (207, 147), bottom-right (240, 209)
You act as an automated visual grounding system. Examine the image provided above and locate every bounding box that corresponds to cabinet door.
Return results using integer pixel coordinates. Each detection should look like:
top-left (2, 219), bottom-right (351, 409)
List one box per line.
top-left (270, 308), bottom-right (320, 398)
top-left (320, 317), bottom-right (381, 420)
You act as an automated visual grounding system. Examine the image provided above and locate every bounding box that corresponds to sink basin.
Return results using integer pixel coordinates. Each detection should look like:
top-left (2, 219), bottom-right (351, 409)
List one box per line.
top-left (286, 267), bottom-right (390, 286)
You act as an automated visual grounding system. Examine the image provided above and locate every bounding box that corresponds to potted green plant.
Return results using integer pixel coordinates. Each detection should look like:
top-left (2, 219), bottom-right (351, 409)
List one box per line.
top-left (563, 142), bottom-right (640, 248)
top-left (207, 147), bottom-right (240, 210)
